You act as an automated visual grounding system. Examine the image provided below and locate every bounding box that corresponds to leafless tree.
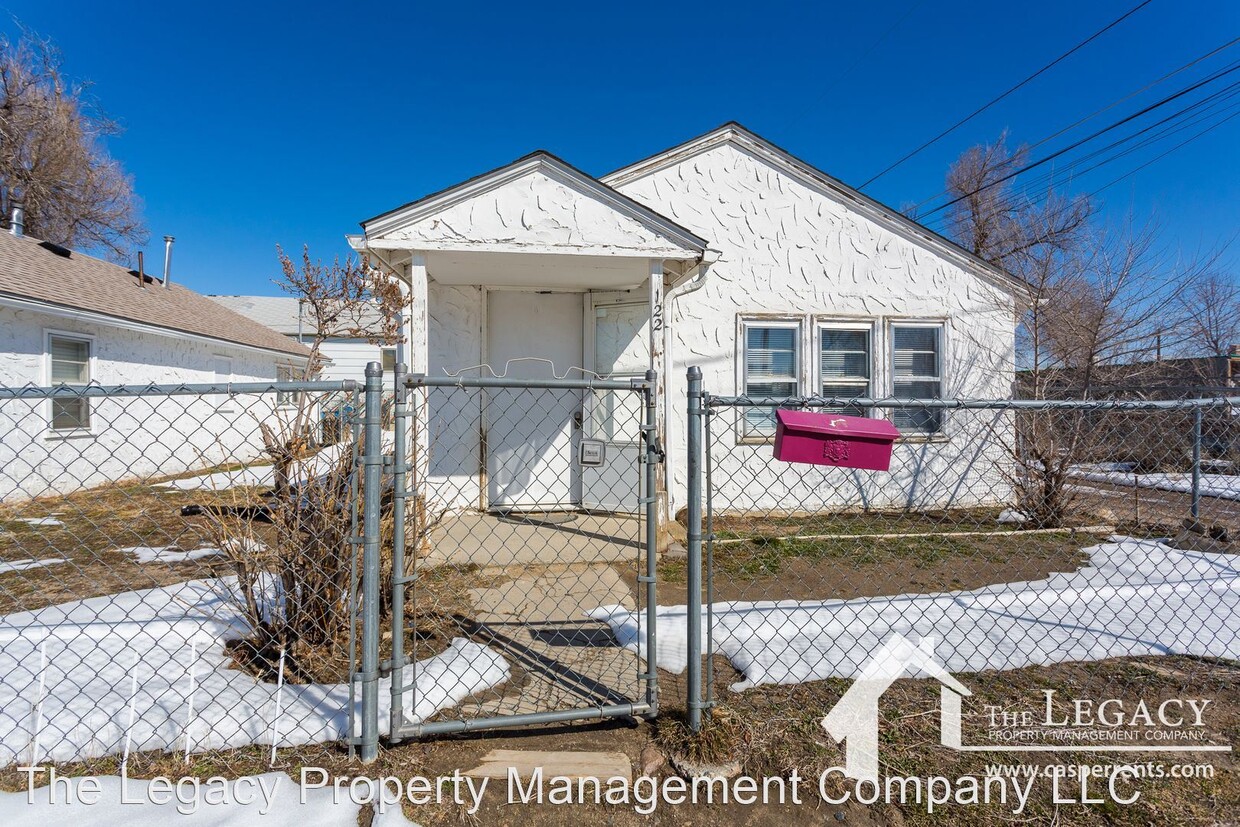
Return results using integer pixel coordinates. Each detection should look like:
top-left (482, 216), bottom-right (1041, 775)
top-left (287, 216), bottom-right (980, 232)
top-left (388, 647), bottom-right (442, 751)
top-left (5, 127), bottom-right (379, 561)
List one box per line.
top-left (1176, 269), bottom-right (1240, 359)
top-left (0, 29), bottom-right (146, 259)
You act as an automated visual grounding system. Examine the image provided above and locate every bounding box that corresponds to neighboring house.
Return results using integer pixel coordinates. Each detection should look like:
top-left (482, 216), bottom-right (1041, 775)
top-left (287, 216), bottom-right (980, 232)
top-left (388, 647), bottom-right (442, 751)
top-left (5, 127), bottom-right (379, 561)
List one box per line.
top-left (0, 228), bottom-right (312, 501)
top-left (208, 295), bottom-right (399, 385)
top-left (350, 123), bottom-right (1021, 517)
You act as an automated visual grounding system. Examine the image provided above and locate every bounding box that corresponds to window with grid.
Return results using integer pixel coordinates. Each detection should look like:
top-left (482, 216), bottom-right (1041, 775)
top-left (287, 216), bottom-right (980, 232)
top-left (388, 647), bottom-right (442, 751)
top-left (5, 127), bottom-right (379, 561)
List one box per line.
top-left (892, 324), bottom-right (943, 434)
top-left (743, 323), bottom-right (799, 437)
top-left (49, 335), bottom-right (91, 432)
top-left (276, 364), bottom-right (301, 407)
top-left (819, 326), bottom-right (871, 417)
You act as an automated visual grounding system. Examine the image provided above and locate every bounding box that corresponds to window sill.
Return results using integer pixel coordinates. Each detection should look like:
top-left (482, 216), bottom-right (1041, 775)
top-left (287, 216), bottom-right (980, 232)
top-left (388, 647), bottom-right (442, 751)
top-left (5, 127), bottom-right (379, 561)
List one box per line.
top-left (44, 429), bottom-right (97, 441)
top-left (895, 433), bottom-right (950, 444)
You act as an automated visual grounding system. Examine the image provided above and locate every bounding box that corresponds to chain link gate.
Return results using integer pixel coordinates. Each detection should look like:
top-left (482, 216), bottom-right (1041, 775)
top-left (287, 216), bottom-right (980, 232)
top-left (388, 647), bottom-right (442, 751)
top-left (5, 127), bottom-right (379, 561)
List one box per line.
top-left (359, 366), bottom-right (660, 751)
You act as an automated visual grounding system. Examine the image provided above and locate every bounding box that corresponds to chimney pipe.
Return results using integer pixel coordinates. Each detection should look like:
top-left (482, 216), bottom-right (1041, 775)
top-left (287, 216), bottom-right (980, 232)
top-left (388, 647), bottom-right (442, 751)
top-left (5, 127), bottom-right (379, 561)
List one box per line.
top-left (162, 235), bottom-right (175, 288)
top-left (9, 202), bottom-right (23, 237)
top-left (137, 251), bottom-right (146, 289)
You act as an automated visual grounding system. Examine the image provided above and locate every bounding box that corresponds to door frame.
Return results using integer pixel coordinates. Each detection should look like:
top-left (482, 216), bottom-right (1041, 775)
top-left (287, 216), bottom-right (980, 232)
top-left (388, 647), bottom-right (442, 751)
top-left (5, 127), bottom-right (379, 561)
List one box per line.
top-left (481, 287), bottom-right (586, 511)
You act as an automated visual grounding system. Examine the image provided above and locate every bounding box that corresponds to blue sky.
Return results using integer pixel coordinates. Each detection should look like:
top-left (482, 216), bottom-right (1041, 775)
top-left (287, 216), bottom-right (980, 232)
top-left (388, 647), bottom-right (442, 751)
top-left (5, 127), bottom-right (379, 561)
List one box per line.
top-left (5, 0), bottom-right (1238, 295)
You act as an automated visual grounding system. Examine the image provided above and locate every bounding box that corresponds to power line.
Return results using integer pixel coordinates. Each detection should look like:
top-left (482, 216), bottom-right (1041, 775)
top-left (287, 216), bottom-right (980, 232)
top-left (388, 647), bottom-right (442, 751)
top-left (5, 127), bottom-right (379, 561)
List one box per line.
top-left (1085, 109), bottom-right (1240, 198)
top-left (917, 62), bottom-right (1240, 220)
top-left (859, 0), bottom-right (1156, 189)
top-left (906, 41), bottom-right (1240, 219)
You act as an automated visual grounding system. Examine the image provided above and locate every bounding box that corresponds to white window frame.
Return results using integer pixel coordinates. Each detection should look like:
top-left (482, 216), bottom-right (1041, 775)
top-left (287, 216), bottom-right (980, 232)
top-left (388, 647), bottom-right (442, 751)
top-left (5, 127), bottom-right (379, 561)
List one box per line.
top-left (44, 329), bottom-right (96, 438)
top-left (888, 320), bottom-right (947, 437)
top-left (738, 317), bottom-right (802, 441)
top-left (213, 355), bottom-right (235, 413)
top-left (816, 321), bottom-right (875, 418)
top-left (275, 364), bottom-right (300, 408)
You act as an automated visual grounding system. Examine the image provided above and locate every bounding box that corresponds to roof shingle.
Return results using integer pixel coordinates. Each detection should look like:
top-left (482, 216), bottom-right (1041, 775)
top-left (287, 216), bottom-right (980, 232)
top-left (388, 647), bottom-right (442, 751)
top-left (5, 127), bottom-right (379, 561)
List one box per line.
top-left (0, 232), bottom-right (311, 359)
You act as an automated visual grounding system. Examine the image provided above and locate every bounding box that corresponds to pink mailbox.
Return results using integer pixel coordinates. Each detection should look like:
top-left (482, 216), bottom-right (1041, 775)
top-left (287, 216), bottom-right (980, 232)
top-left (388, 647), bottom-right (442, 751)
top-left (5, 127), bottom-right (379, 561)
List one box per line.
top-left (773, 409), bottom-right (900, 471)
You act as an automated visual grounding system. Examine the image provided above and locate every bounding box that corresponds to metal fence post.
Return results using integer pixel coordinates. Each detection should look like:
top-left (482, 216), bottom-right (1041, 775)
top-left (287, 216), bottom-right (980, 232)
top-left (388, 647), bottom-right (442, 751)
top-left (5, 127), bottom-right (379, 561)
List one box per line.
top-left (686, 366), bottom-right (704, 732)
top-left (1191, 405), bottom-right (1203, 520)
top-left (642, 370), bottom-right (660, 717)
top-left (360, 361), bottom-right (383, 762)
top-left (388, 364), bottom-right (409, 743)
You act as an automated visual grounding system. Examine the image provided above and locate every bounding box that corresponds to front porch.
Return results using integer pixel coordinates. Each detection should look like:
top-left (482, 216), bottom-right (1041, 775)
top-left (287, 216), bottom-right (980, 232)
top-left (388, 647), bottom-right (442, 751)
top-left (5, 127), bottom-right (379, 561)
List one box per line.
top-left (351, 151), bottom-right (711, 520)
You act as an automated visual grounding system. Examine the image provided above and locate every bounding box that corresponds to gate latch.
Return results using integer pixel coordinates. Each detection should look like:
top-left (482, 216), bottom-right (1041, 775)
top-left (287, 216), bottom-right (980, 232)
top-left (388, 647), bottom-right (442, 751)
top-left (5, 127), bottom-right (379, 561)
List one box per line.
top-left (648, 433), bottom-right (665, 464)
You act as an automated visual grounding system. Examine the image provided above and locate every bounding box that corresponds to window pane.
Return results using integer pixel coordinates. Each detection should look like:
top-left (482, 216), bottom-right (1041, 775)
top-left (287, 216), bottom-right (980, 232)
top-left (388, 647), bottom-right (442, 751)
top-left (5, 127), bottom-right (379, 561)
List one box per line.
top-left (50, 337), bottom-right (90, 384)
top-left (893, 326), bottom-right (942, 433)
top-left (746, 327), bottom-right (796, 381)
top-left (893, 327), bottom-right (938, 352)
top-left (51, 398), bottom-right (89, 430)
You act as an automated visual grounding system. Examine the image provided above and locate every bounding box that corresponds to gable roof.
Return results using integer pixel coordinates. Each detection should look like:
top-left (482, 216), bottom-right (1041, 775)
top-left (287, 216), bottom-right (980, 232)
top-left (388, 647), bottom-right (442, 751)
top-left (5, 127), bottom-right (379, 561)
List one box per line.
top-left (360, 151), bottom-right (708, 257)
top-left (602, 122), bottom-right (1020, 292)
top-left (0, 232), bottom-right (311, 359)
top-left (209, 294), bottom-right (389, 337)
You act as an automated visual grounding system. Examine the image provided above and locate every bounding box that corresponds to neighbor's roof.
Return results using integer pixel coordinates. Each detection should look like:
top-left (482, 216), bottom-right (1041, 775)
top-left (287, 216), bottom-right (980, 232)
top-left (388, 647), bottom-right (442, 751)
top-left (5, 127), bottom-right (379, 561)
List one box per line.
top-left (208, 294), bottom-right (389, 337)
top-left (0, 232), bottom-right (311, 359)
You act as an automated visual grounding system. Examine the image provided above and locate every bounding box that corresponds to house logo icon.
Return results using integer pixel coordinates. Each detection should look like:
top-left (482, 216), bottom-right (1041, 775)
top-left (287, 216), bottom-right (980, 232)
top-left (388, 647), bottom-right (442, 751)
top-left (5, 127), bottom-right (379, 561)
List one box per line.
top-left (821, 634), bottom-right (970, 783)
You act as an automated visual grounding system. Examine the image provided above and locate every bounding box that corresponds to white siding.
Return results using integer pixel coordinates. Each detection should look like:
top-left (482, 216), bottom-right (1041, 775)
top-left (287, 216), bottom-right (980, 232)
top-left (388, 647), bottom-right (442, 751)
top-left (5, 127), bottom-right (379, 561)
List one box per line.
top-left (317, 339), bottom-right (397, 385)
top-left (0, 305), bottom-right (297, 501)
top-left (613, 141), bottom-right (1016, 514)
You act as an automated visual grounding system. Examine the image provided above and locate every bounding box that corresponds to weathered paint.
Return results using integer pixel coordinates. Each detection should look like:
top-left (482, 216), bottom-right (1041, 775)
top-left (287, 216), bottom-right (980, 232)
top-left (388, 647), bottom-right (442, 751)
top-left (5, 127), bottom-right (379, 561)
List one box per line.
top-left (614, 140), bottom-right (1016, 514)
top-left (0, 305), bottom-right (298, 500)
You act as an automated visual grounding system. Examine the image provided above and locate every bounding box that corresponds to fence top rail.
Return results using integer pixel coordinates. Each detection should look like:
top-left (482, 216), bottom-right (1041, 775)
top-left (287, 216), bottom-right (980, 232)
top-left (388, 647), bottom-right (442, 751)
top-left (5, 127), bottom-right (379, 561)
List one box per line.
top-left (703, 394), bottom-right (1236, 411)
top-left (406, 374), bottom-right (651, 392)
top-left (0, 379), bottom-right (357, 400)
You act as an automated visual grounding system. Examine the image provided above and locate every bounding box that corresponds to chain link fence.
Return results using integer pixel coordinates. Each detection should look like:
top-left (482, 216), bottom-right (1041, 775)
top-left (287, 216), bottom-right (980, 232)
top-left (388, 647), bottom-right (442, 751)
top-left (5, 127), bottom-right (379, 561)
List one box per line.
top-left (674, 373), bottom-right (1240, 788)
top-left (0, 378), bottom-right (371, 777)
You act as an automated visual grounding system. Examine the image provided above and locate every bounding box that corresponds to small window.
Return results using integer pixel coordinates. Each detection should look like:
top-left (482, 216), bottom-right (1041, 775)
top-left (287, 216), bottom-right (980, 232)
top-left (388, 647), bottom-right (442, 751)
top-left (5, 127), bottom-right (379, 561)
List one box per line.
top-left (819, 325), bottom-right (871, 417)
top-left (742, 322), bottom-right (799, 437)
top-left (892, 324), bottom-right (943, 434)
top-left (276, 364), bottom-right (300, 407)
top-left (380, 348), bottom-right (397, 373)
top-left (49, 335), bottom-right (91, 431)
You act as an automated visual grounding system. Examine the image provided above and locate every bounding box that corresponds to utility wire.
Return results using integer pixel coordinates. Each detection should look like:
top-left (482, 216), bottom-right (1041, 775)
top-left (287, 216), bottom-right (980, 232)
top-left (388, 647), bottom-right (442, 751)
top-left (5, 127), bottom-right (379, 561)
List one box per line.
top-left (909, 43), bottom-right (1240, 214)
top-left (1086, 108), bottom-right (1240, 197)
top-left (859, 0), bottom-right (1156, 189)
top-left (917, 62), bottom-right (1240, 220)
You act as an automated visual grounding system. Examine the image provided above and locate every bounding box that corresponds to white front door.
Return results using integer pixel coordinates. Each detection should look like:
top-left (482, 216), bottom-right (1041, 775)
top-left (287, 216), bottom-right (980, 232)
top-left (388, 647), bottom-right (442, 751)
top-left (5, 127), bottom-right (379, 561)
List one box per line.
top-left (485, 291), bottom-right (583, 510)
top-left (581, 296), bottom-right (649, 512)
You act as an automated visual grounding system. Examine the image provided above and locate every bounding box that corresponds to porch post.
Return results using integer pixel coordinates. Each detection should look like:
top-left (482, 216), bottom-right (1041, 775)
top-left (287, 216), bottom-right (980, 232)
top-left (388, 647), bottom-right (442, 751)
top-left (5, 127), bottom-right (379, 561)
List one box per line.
top-left (648, 259), bottom-right (667, 526)
top-left (406, 252), bottom-right (429, 374)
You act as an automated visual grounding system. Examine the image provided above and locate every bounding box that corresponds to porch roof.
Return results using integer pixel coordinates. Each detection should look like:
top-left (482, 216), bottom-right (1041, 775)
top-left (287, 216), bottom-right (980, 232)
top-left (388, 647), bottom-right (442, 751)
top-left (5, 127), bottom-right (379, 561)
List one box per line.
top-left (357, 152), bottom-right (708, 262)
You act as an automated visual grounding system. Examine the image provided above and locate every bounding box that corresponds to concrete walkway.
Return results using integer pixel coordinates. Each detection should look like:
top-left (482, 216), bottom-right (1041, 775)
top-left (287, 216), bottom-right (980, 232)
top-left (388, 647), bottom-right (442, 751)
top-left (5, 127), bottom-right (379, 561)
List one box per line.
top-left (424, 511), bottom-right (641, 568)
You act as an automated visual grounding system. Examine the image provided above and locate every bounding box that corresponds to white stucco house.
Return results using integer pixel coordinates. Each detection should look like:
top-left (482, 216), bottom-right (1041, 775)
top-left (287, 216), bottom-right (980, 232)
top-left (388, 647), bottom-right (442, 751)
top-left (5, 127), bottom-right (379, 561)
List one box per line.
top-left (207, 295), bottom-right (400, 385)
top-left (0, 229), bottom-right (312, 500)
top-left (349, 123), bottom-right (1019, 519)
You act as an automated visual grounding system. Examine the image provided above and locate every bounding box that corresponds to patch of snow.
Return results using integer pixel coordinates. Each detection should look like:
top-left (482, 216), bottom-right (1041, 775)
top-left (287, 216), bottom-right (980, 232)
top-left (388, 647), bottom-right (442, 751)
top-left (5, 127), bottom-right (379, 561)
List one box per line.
top-left (0, 771), bottom-right (422, 826)
top-left (0, 577), bottom-right (509, 765)
top-left (120, 547), bottom-right (223, 564)
top-left (14, 518), bottom-right (63, 527)
top-left (996, 508), bottom-right (1027, 524)
top-left (1073, 464), bottom-right (1240, 501)
top-left (0, 559), bottom-right (66, 574)
top-left (589, 538), bottom-right (1240, 691)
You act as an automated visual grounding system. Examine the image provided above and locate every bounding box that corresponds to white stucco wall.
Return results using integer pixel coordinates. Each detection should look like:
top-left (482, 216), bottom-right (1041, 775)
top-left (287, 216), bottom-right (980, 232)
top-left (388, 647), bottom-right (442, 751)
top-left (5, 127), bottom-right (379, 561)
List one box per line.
top-left (0, 305), bottom-right (300, 501)
top-left (612, 141), bottom-right (1017, 514)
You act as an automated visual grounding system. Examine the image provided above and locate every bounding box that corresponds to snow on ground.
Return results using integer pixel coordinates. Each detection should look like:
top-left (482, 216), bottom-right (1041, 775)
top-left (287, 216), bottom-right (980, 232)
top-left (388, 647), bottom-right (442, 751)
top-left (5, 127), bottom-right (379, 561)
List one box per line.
top-left (0, 559), bottom-right (66, 574)
top-left (0, 771), bottom-right (421, 826)
top-left (1073, 462), bottom-right (1240, 501)
top-left (0, 576), bottom-right (509, 765)
top-left (158, 435), bottom-right (395, 493)
top-left (589, 537), bottom-right (1240, 691)
top-left (14, 517), bottom-right (63, 527)
top-left (120, 547), bottom-right (223, 564)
